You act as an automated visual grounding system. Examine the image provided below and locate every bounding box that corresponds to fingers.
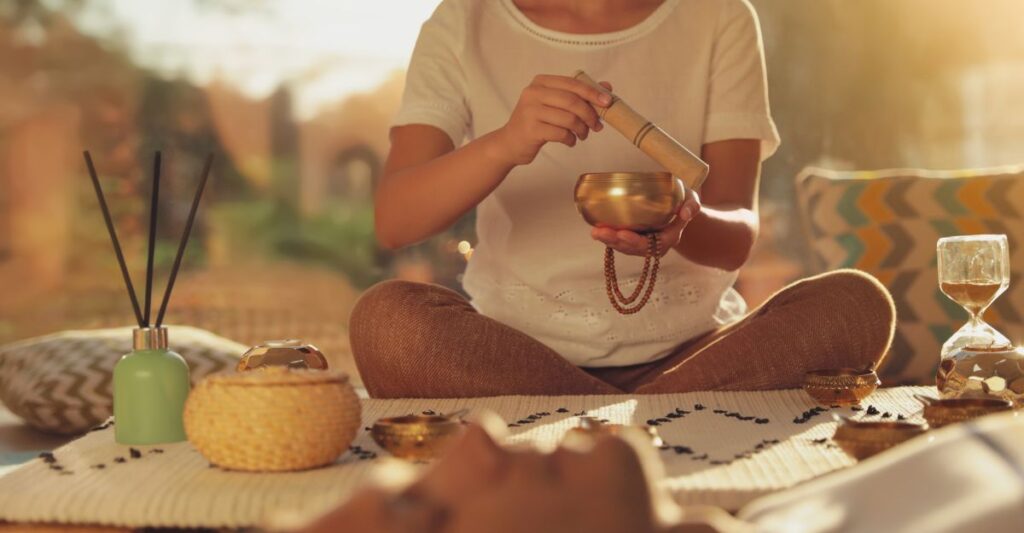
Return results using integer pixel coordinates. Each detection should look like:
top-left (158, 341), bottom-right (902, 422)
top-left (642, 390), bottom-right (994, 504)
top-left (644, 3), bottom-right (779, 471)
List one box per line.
top-left (533, 74), bottom-right (612, 108)
top-left (536, 122), bottom-right (577, 147)
top-left (680, 188), bottom-right (702, 220)
top-left (534, 88), bottom-right (602, 132)
top-left (591, 227), bottom-right (671, 257)
top-left (538, 106), bottom-right (590, 140)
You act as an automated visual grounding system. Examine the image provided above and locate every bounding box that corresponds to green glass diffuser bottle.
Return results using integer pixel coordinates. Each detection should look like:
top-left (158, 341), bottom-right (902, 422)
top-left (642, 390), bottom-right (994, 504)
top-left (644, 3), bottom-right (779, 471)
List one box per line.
top-left (85, 150), bottom-right (213, 445)
top-left (114, 327), bottom-right (190, 444)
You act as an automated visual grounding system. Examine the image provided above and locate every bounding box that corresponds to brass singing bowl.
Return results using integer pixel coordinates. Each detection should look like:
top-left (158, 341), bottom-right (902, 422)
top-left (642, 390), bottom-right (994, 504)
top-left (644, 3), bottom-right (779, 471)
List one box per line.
top-left (574, 172), bottom-right (685, 232)
top-left (370, 415), bottom-right (465, 461)
top-left (803, 368), bottom-right (881, 406)
top-left (919, 397), bottom-right (1014, 428)
top-left (832, 419), bottom-right (928, 460)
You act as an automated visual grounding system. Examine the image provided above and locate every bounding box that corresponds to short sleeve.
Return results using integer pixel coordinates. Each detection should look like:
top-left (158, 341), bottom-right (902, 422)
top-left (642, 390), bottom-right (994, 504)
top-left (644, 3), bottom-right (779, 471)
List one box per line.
top-left (704, 0), bottom-right (780, 160)
top-left (391, 0), bottom-right (471, 146)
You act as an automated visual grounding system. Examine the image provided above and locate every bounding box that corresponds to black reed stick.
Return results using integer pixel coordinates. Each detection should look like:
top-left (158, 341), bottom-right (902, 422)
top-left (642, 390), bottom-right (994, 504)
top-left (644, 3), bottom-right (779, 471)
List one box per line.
top-left (83, 151), bottom-right (145, 327)
top-left (155, 154), bottom-right (214, 327)
top-left (143, 151), bottom-right (161, 326)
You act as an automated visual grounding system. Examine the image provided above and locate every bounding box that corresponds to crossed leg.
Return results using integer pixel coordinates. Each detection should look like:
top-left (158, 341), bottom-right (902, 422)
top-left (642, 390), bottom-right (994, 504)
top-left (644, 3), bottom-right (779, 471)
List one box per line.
top-left (350, 270), bottom-right (895, 398)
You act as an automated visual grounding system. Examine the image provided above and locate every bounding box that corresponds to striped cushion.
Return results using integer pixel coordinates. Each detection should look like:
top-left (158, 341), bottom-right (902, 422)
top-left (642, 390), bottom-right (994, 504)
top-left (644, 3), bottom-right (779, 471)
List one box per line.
top-left (795, 166), bottom-right (1024, 385)
top-left (0, 326), bottom-right (243, 434)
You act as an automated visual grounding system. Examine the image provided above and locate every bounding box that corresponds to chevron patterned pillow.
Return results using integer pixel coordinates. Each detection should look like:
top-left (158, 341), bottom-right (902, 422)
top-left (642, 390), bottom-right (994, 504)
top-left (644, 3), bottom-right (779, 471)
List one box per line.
top-left (795, 166), bottom-right (1024, 385)
top-left (0, 326), bottom-right (244, 435)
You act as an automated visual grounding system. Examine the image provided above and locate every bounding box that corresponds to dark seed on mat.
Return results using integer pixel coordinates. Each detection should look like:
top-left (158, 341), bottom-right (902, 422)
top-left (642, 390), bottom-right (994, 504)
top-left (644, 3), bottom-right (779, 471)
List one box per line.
top-left (673, 446), bottom-right (693, 454)
top-left (866, 406), bottom-right (880, 415)
top-left (646, 419), bottom-right (659, 426)
top-left (129, 448), bottom-right (142, 459)
top-left (114, 457), bottom-right (126, 463)
top-left (898, 414), bottom-right (906, 420)
top-left (556, 408), bottom-right (570, 413)
top-left (755, 418), bottom-right (769, 424)
top-left (39, 452), bottom-right (56, 464)
top-left (881, 412), bottom-right (891, 419)
top-left (851, 405), bottom-right (863, 411)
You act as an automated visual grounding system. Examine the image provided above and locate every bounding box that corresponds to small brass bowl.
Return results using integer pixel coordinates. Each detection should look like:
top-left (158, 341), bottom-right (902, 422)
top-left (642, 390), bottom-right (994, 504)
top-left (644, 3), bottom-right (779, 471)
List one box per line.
top-left (574, 172), bottom-right (685, 232)
top-left (803, 368), bottom-right (881, 406)
top-left (833, 419), bottom-right (928, 460)
top-left (238, 339), bottom-right (329, 371)
top-left (371, 415), bottom-right (465, 461)
top-left (921, 397), bottom-right (1014, 429)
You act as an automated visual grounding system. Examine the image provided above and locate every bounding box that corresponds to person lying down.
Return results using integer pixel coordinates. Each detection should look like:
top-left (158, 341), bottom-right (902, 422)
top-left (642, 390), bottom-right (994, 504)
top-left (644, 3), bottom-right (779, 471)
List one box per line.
top-left (284, 411), bottom-right (1024, 533)
top-left (286, 412), bottom-right (738, 533)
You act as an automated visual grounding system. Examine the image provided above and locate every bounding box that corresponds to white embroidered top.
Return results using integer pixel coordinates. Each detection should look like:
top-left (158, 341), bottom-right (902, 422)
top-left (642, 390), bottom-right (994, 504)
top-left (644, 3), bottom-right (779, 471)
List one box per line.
top-left (391, 0), bottom-right (780, 367)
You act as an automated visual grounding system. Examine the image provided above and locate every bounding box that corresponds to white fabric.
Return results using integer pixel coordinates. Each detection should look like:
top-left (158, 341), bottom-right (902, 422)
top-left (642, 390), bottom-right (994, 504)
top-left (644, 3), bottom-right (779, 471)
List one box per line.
top-left (393, 0), bottom-right (780, 367)
top-left (739, 410), bottom-right (1024, 533)
top-left (0, 387), bottom-right (926, 528)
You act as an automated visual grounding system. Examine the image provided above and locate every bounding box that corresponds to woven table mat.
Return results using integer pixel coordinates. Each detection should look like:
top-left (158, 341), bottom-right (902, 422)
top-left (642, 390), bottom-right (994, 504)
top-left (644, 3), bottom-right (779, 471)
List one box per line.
top-left (0, 387), bottom-right (933, 528)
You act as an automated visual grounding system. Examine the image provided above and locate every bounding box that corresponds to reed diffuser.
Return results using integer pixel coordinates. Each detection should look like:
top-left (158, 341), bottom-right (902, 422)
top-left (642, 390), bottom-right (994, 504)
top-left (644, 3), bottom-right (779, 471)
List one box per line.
top-left (84, 150), bottom-right (213, 445)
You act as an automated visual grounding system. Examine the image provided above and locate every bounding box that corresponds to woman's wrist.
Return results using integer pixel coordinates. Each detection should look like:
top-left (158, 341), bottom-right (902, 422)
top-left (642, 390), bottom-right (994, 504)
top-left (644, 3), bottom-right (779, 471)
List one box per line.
top-left (476, 128), bottom-right (519, 170)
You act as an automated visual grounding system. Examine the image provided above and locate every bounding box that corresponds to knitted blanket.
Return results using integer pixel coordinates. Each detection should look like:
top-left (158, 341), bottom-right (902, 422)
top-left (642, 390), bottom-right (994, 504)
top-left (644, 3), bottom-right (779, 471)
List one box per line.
top-left (0, 387), bottom-right (932, 528)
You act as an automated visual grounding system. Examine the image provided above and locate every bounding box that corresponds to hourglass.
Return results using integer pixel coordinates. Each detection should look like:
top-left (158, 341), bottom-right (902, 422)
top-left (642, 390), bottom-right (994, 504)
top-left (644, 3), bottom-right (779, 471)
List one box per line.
top-left (937, 234), bottom-right (1012, 357)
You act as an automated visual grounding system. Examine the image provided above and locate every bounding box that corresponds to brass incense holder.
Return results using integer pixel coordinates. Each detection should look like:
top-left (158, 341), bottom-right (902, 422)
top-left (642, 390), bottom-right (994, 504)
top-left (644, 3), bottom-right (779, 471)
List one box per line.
top-left (803, 368), bottom-right (881, 406)
top-left (574, 172), bottom-right (684, 314)
top-left (918, 396), bottom-right (1014, 428)
top-left (566, 416), bottom-right (664, 447)
top-left (237, 339), bottom-right (329, 371)
top-left (371, 414), bottom-right (465, 461)
top-left (832, 418), bottom-right (928, 460)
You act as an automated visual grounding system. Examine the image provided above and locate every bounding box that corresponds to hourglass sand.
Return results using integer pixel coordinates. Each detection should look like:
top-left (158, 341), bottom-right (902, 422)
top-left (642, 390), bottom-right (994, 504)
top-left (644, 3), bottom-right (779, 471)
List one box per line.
top-left (937, 234), bottom-right (1012, 355)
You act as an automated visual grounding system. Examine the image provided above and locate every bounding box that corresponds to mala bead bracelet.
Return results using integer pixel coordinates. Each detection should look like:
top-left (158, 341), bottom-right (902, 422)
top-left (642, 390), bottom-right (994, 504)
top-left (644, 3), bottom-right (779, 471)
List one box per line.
top-left (604, 234), bottom-right (660, 314)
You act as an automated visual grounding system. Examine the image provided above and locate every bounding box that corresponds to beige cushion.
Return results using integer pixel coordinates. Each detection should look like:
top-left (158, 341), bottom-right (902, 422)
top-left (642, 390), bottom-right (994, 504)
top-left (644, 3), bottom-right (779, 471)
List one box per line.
top-left (795, 166), bottom-right (1024, 385)
top-left (0, 326), bottom-right (243, 434)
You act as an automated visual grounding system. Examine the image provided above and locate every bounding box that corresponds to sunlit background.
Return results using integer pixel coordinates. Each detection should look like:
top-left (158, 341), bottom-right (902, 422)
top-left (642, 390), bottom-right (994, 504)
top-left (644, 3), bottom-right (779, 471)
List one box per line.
top-left (2, 0), bottom-right (1023, 379)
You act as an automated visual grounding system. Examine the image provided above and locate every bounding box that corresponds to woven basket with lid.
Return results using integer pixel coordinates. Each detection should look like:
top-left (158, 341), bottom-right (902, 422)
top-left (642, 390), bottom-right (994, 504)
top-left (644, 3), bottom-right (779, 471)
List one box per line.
top-left (184, 368), bottom-right (361, 472)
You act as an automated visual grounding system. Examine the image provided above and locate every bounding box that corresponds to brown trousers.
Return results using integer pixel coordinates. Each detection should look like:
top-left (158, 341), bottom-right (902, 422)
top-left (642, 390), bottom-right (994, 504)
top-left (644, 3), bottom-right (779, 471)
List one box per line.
top-left (350, 270), bottom-right (896, 398)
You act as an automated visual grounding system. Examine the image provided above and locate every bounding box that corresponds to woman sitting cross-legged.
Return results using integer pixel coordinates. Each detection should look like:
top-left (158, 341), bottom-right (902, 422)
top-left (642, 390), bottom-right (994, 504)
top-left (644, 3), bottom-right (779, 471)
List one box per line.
top-left (350, 0), bottom-right (895, 398)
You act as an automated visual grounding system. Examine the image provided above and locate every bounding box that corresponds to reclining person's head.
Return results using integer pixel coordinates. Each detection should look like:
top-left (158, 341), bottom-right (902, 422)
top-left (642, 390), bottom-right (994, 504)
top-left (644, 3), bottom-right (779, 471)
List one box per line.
top-left (295, 413), bottom-right (690, 533)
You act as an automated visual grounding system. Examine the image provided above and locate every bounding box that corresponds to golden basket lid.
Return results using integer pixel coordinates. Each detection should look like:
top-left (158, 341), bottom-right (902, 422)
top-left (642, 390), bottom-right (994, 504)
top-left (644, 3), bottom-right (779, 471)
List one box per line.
top-left (205, 367), bottom-right (351, 387)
